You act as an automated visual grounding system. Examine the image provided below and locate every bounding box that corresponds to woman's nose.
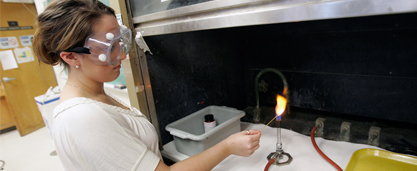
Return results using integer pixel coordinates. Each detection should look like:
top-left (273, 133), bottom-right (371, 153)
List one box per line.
top-left (120, 51), bottom-right (128, 60)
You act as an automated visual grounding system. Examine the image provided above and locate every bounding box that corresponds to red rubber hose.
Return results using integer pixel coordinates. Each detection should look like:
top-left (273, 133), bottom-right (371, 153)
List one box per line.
top-left (311, 126), bottom-right (343, 171)
top-left (264, 158), bottom-right (275, 171)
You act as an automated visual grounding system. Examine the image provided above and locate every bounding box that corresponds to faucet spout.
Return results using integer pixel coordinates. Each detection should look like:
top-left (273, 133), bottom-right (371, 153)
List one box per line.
top-left (254, 68), bottom-right (289, 123)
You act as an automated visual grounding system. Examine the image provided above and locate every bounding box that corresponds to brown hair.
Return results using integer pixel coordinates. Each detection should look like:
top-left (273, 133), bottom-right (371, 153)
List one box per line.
top-left (33, 0), bottom-right (115, 67)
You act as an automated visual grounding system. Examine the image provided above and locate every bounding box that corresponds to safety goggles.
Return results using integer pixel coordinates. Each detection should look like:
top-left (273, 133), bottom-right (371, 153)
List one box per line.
top-left (65, 25), bottom-right (132, 66)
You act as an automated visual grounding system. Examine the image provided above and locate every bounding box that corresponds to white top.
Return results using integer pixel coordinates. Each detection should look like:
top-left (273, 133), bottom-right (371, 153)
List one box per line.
top-left (52, 95), bottom-right (161, 171)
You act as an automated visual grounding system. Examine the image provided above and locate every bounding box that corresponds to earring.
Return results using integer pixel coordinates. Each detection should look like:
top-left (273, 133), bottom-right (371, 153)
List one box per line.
top-left (75, 65), bottom-right (79, 69)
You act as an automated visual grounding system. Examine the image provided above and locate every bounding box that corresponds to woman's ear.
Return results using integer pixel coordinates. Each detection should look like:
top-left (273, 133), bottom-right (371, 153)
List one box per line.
top-left (60, 52), bottom-right (79, 67)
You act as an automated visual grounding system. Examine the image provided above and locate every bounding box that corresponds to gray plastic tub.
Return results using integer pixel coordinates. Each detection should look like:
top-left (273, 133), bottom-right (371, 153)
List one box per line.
top-left (165, 105), bottom-right (245, 156)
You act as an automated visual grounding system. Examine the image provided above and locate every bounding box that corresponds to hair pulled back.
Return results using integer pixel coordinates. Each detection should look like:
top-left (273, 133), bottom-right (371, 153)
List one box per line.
top-left (33, 0), bottom-right (115, 66)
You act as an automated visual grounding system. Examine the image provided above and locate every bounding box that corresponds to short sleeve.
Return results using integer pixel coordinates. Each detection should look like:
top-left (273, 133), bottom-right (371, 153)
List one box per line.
top-left (53, 103), bottom-right (160, 171)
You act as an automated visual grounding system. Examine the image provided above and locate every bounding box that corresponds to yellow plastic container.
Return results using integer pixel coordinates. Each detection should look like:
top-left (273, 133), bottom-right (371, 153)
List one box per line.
top-left (345, 148), bottom-right (417, 171)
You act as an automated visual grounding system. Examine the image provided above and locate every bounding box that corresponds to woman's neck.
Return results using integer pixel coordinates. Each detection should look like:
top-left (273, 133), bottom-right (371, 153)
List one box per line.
top-left (66, 73), bottom-right (104, 96)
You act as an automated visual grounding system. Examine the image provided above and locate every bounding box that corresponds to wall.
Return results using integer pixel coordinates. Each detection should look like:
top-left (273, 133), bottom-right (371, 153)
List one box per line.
top-left (144, 12), bottom-right (417, 145)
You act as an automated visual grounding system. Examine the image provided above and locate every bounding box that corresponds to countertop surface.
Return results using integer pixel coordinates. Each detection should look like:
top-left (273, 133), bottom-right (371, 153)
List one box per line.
top-left (162, 122), bottom-right (383, 171)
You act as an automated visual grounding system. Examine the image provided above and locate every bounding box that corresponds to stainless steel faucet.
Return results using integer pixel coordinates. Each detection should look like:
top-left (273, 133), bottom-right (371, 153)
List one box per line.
top-left (254, 68), bottom-right (289, 123)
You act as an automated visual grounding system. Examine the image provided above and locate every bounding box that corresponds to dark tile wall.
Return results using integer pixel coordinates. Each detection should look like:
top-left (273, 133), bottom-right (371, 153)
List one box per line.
top-left (145, 30), bottom-right (247, 145)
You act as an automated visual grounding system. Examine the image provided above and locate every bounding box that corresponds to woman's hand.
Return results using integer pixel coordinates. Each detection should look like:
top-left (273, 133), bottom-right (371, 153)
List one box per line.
top-left (224, 130), bottom-right (261, 157)
top-left (156, 130), bottom-right (262, 171)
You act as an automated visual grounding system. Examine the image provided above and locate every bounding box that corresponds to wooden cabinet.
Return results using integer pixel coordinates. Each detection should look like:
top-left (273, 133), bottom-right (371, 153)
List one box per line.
top-left (0, 82), bottom-right (16, 130)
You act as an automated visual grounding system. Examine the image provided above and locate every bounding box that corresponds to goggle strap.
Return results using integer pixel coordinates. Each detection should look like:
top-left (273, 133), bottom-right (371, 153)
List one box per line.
top-left (64, 47), bottom-right (91, 54)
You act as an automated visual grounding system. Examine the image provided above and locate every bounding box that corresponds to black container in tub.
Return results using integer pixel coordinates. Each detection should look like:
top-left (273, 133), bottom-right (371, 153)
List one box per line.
top-left (165, 105), bottom-right (245, 156)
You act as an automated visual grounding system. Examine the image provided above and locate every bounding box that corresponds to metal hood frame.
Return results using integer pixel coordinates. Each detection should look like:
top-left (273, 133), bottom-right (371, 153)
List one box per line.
top-left (132, 0), bottom-right (417, 37)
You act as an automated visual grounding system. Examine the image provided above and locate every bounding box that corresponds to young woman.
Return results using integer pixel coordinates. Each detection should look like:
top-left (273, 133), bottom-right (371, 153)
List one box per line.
top-left (33, 0), bottom-right (261, 170)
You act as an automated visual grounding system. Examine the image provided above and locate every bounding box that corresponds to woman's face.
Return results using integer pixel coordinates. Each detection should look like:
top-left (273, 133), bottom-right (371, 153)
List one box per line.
top-left (76, 14), bottom-right (127, 83)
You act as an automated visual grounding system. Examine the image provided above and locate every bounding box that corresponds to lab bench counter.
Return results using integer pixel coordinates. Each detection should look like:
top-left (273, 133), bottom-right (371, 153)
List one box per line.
top-left (161, 122), bottom-right (382, 171)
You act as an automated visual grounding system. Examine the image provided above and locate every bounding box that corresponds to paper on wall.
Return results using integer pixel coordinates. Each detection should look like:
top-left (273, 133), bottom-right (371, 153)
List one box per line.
top-left (0, 50), bottom-right (19, 70)
top-left (0, 37), bottom-right (20, 49)
top-left (20, 35), bottom-right (34, 46)
top-left (116, 14), bottom-right (123, 26)
top-left (14, 47), bottom-right (34, 63)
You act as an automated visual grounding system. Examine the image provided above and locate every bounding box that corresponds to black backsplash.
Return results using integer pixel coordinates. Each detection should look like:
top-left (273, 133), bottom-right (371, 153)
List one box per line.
top-left (145, 30), bottom-right (248, 145)
top-left (144, 12), bottom-right (417, 145)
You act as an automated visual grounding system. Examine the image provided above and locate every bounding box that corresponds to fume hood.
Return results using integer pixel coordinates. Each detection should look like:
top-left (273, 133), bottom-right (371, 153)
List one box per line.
top-left (122, 0), bottom-right (417, 169)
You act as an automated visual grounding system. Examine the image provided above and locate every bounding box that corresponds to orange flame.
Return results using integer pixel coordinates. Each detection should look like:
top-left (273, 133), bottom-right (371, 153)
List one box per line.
top-left (275, 95), bottom-right (287, 116)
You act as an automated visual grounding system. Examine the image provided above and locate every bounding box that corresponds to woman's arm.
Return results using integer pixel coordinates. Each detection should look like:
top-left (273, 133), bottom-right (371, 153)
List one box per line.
top-left (155, 130), bottom-right (261, 171)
